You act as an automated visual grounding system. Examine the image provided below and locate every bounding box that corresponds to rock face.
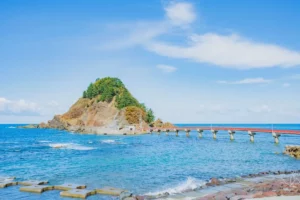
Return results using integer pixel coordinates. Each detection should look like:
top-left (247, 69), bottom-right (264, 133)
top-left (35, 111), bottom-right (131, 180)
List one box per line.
top-left (35, 77), bottom-right (174, 134)
top-left (41, 97), bottom-right (148, 134)
top-left (151, 119), bottom-right (176, 129)
top-left (284, 145), bottom-right (300, 159)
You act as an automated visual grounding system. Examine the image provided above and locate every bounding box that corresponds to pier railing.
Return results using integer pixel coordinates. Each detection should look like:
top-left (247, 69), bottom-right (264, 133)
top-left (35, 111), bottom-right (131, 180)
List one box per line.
top-left (148, 126), bottom-right (300, 143)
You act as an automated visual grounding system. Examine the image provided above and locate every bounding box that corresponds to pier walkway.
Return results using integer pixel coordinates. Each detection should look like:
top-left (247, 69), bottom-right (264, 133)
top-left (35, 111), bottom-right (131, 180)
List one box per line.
top-left (148, 126), bottom-right (300, 143)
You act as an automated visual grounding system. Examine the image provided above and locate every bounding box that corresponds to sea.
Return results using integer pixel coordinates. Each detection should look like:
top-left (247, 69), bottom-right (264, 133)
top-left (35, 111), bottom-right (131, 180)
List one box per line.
top-left (0, 124), bottom-right (300, 199)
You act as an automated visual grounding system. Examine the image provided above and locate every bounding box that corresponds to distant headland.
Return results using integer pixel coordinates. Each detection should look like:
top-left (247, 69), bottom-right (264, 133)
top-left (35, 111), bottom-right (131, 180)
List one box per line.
top-left (21, 77), bottom-right (175, 134)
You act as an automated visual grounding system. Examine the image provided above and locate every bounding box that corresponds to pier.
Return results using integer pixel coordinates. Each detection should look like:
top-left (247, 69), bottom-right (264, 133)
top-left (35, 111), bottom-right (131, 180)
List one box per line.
top-left (149, 126), bottom-right (300, 143)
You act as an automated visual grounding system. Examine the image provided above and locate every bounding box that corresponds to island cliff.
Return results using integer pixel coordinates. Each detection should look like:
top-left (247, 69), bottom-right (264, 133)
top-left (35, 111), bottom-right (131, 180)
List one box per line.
top-left (36, 77), bottom-right (175, 134)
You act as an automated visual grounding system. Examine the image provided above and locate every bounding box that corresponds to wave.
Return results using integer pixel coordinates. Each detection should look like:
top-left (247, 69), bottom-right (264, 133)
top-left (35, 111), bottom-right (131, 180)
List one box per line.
top-left (49, 143), bottom-right (95, 150)
top-left (100, 139), bottom-right (126, 145)
top-left (38, 140), bottom-right (51, 143)
top-left (145, 177), bottom-right (206, 196)
top-left (0, 141), bottom-right (18, 144)
top-left (8, 126), bottom-right (16, 129)
top-left (101, 139), bottom-right (117, 144)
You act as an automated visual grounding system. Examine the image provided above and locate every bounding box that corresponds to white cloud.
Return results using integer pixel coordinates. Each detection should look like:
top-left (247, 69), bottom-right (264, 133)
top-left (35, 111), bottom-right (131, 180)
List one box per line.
top-left (0, 97), bottom-right (41, 116)
top-left (103, 21), bottom-right (170, 50)
top-left (248, 105), bottom-right (272, 113)
top-left (217, 77), bottom-right (272, 84)
top-left (156, 64), bottom-right (177, 73)
top-left (164, 2), bottom-right (196, 26)
top-left (282, 83), bottom-right (291, 87)
top-left (104, 2), bottom-right (300, 69)
top-left (146, 33), bottom-right (300, 69)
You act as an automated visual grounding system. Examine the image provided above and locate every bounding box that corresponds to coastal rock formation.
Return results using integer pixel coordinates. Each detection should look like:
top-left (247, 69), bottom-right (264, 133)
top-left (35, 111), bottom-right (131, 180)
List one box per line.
top-left (151, 119), bottom-right (176, 129)
top-left (284, 145), bottom-right (300, 159)
top-left (35, 77), bottom-right (174, 134)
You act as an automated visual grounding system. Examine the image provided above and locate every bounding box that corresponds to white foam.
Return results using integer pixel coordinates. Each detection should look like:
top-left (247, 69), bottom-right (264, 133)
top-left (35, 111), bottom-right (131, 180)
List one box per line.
top-left (0, 141), bottom-right (18, 144)
top-left (101, 140), bottom-right (117, 144)
top-left (38, 140), bottom-right (51, 143)
top-left (8, 126), bottom-right (16, 128)
top-left (145, 177), bottom-right (206, 196)
top-left (49, 143), bottom-right (95, 150)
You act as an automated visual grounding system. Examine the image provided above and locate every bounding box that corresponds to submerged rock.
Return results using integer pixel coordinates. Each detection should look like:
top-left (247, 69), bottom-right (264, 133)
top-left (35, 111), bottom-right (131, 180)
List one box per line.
top-left (210, 177), bottom-right (220, 185)
top-left (18, 124), bottom-right (38, 129)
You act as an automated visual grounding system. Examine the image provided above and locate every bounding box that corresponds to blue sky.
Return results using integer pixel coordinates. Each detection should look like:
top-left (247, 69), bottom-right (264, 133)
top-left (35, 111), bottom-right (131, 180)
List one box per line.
top-left (1, 0), bottom-right (300, 123)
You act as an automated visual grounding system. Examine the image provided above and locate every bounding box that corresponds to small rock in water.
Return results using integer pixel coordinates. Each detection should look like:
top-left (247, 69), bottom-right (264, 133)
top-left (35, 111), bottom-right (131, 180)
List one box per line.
top-left (210, 177), bottom-right (220, 185)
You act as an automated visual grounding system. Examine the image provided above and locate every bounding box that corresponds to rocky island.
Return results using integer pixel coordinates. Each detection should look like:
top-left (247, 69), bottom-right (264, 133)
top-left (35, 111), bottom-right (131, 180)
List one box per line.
top-left (22, 77), bottom-right (174, 134)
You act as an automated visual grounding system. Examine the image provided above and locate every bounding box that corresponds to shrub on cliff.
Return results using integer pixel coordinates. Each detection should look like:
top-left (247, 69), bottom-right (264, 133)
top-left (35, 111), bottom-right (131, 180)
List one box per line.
top-left (145, 109), bottom-right (155, 124)
top-left (125, 106), bottom-right (146, 124)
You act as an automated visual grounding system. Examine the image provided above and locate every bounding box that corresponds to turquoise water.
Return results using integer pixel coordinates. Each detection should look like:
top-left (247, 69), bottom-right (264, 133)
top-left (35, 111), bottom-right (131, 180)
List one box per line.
top-left (0, 124), bottom-right (300, 199)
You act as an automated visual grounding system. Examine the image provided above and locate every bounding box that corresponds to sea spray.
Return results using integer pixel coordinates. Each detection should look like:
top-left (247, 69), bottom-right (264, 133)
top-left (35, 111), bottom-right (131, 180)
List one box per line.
top-left (100, 139), bottom-right (125, 144)
top-left (38, 140), bottom-right (51, 143)
top-left (49, 143), bottom-right (95, 150)
top-left (145, 177), bottom-right (206, 196)
top-left (101, 140), bottom-right (117, 144)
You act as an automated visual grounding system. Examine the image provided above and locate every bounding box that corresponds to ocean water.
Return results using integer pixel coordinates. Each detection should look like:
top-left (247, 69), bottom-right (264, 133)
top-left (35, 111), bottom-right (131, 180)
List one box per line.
top-left (0, 124), bottom-right (300, 199)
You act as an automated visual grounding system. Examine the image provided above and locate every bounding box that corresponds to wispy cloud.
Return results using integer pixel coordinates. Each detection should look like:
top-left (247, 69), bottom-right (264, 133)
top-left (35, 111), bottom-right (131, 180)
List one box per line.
top-left (104, 1), bottom-right (300, 69)
top-left (164, 2), bottom-right (196, 27)
top-left (147, 33), bottom-right (300, 69)
top-left (0, 97), bottom-right (41, 116)
top-left (282, 83), bottom-right (291, 87)
top-left (217, 77), bottom-right (272, 84)
top-left (156, 64), bottom-right (177, 73)
top-left (288, 74), bottom-right (300, 80)
top-left (248, 105), bottom-right (272, 113)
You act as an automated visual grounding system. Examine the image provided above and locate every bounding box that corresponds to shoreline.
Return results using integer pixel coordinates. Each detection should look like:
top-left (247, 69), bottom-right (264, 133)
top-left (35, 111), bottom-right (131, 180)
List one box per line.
top-left (142, 170), bottom-right (300, 200)
top-left (143, 170), bottom-right (300, 200)
top-left (18, 125), bottom-right (149, 135)
top-left (2, 170), bottom-right (300, 200)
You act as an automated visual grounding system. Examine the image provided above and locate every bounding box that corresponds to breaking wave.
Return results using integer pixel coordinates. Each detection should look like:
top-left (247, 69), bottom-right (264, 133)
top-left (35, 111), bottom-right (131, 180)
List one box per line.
top-left (8, 126), bottom-right (16, 129)
top-left (38, 140), bottom-right (51, 143)
top-left (145, 177), bottom-right (206, 196)
top-left (101, 139), bottom-right (117, 144)
top-left (49, 143), bottom-right (95, 150)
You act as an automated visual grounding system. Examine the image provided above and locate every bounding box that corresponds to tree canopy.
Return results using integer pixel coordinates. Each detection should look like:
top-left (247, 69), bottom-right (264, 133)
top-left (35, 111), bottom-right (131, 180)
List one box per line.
top-left (82, 77), bottom-right (155, 124)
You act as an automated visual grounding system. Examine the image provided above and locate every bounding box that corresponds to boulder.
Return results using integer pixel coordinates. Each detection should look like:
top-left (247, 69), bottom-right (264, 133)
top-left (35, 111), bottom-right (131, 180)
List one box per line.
top-left (284, 145), bottom-right (300, 159)
top-left (210, 177), bottom-right (220, 185)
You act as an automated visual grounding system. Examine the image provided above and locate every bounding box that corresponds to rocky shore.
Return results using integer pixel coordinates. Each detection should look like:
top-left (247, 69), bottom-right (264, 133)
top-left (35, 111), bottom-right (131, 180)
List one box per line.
top-left (127, 170), bottom-right (300, 200)
top-left (284, 146), bottom-right (300, 159)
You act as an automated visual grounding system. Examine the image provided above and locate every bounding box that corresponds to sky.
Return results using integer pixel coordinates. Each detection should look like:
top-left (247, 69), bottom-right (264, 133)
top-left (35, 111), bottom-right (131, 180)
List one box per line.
top-left (0, 0), bottom-right (300, 124)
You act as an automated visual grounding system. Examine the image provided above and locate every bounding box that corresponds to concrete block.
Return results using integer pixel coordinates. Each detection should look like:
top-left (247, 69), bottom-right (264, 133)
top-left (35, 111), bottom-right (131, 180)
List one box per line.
top-left (60, 189), bottom-right (96, 199)
top-left (0, 180), bottom-right (18, 188)
top-left (18, 180), bottom-right (48, 186)
top-left (96, 186), bottom-right (126, 196)
top-left (124, 198), bottom-right (136, 200)
top-left (20, 185), bottom-right (54, 193)
top-left (54, 183), bottom-right (86, 191)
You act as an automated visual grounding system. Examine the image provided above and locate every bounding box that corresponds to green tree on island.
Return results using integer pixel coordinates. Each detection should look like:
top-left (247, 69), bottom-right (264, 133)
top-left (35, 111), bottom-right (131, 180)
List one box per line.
top-left (146, 109), bottom-right (155, 123)
top-left (82, 77), bottom-right (155, 124)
